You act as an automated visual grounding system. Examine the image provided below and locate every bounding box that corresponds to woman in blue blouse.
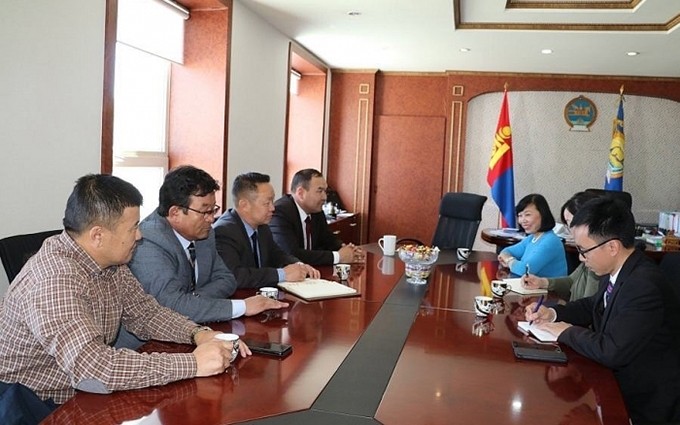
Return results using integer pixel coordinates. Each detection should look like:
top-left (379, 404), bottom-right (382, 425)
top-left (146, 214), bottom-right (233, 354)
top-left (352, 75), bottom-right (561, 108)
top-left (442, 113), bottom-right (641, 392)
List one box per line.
top-left (498, 194), bottom-right (567, 278)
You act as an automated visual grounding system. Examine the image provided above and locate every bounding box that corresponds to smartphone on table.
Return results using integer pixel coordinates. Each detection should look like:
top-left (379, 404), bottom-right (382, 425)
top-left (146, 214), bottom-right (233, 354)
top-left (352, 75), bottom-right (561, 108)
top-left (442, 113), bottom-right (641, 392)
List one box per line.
top-left (243, 339), bottom-right (292, 357)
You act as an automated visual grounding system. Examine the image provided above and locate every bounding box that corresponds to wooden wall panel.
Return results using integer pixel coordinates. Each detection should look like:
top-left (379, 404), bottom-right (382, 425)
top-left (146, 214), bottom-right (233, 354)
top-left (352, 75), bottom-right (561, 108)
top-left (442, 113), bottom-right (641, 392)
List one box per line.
top-left (369, 115), bottom-right (446, 244)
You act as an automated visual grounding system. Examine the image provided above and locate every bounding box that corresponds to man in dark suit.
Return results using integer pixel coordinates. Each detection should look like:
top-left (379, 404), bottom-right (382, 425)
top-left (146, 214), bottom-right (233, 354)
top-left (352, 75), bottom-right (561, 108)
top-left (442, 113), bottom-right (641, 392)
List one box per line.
top-left (269, 168), bottom-right (364, 266)
top-left (526, 197), bottom-right (680, 424)
top-left (213, 172), bottom-right (319, 288)
top-left (115, 166), bottom-right (288, 349)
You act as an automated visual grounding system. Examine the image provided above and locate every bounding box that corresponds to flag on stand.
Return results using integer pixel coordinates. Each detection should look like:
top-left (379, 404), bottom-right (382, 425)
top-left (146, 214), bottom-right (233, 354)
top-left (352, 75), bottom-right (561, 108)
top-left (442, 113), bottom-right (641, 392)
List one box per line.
top-left (605, 87), bottom-right (625, 191)
top-left (487, 89), bottom-right (516, 228)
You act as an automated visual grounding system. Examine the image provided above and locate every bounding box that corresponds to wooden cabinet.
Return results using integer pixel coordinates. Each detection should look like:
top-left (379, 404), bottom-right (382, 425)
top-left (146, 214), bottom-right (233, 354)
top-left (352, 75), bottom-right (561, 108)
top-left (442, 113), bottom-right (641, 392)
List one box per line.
top-left (327, 213), bottom-right (359, 245)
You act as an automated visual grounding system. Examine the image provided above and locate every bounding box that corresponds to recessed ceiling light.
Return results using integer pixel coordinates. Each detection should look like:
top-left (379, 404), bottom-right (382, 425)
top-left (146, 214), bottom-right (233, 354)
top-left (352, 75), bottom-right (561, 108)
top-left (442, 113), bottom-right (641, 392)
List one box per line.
top-left (541, 49), bottom-right (553, 55)
top-left (626, 51), bottom-right (639, 56)
top-left (347, 11), bottom-right (361, 16)
top-left (460, 48), bottom-right (471, 52)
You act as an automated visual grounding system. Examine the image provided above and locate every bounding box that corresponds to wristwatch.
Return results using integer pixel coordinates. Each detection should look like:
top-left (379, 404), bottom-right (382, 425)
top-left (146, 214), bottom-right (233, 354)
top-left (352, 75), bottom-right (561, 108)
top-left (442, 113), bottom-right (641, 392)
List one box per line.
top-left (190, 326), bottom-right (212, 345)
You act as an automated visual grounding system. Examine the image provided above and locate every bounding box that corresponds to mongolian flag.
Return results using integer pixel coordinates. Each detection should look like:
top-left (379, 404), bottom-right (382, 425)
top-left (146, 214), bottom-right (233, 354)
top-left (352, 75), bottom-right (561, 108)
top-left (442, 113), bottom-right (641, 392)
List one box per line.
top-left (477, 260), bottom-right (498, 298)
top-left (487, 89), bottom-right (516, 228)
top-left (605, 87), bottom-right (625, 191)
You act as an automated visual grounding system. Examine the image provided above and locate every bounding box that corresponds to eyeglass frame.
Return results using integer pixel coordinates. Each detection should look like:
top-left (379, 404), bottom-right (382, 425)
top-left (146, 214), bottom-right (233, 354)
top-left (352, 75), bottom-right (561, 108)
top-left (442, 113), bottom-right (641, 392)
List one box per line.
top-left (575, 237), bottom-right (619, 257)
top-left (184, 204), bottom-right (220, 219)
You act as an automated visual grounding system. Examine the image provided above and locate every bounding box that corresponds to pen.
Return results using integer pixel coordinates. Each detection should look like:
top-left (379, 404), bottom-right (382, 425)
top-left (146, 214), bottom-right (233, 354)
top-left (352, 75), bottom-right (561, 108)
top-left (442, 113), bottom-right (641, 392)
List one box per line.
top-left (524, 264), bottom-right (530, 279)
top-left (529, 295), bottom-right (544, 326)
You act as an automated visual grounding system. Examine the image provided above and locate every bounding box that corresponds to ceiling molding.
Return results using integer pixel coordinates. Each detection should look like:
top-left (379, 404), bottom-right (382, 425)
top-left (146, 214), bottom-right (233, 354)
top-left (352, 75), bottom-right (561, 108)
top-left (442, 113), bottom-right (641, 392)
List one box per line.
top-left (506, 0), bottom-right (640, 10)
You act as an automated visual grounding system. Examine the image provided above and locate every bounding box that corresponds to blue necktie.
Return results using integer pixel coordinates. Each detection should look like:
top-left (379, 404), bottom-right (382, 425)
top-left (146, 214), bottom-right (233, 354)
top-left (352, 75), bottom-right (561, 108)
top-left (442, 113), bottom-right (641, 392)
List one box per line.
top-left (188, 242), bottom-right (196, 293)
top-left (251, 231), bottom-right (260, 267)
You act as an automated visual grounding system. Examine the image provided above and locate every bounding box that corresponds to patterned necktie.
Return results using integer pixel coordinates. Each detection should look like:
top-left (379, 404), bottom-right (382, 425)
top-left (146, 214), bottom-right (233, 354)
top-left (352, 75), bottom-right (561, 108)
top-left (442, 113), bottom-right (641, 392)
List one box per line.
top-left (251, 231), bottom-right (260, 267)
top-left (604, 279), bottom-right (615, 308)
top-left (305, 216), bottom-right (312, 250)
top-left (188, 242), bottom-right (196, 292)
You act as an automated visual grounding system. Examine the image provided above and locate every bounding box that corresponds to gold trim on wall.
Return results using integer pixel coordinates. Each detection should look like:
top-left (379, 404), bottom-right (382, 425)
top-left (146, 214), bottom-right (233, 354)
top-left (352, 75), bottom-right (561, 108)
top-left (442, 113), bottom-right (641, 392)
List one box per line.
top-left (447, 100), bottom-right (464, 192)
top-left (452, 85), bottom-right (464, 96)
top-left (507, 0), bottom-right (639, 10)
top-left (359, 84), bottom-right (370, 94)
top-left (353, 97), bottom-right (370, 243)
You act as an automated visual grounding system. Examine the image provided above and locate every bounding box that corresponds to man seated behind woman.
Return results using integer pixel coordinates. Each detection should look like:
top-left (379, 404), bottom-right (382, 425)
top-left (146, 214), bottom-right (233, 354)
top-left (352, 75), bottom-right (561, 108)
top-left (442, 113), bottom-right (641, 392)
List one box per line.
top-left (498, 193), bottom-right (567, 278)
top-left (522, 191), bottom-right (601, 301)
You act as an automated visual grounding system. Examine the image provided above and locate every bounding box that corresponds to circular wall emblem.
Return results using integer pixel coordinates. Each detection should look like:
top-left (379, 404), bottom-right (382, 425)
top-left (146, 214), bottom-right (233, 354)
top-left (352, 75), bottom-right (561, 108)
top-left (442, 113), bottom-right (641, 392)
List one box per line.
top-left (564, 95), bottom-right (597, 131)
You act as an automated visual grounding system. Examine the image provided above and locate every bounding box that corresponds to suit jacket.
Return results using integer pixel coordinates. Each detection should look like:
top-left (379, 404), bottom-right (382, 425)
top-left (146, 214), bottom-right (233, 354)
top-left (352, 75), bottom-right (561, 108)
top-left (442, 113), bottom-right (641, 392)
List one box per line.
top-left (213, 209), bottom-right (299, 288)
top-left (555, 249), bottom-right (680, 423)
top-left (269, 195), bottom-right (342, 265)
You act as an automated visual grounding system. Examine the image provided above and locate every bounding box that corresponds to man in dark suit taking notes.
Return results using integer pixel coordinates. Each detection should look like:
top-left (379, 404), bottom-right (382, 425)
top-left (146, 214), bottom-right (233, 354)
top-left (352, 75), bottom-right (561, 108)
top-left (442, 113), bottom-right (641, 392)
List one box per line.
top-left (526, 197), bottom-right (680, 424)
top-left (270, 169), bottom-right (364, 266)
top-left (213, 172), bottom-right (319, 288)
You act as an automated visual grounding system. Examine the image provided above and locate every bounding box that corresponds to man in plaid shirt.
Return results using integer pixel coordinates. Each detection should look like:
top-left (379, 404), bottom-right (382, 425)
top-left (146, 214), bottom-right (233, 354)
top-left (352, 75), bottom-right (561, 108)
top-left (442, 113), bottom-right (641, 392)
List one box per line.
top-left (0, 174), bottom-right (249, 418)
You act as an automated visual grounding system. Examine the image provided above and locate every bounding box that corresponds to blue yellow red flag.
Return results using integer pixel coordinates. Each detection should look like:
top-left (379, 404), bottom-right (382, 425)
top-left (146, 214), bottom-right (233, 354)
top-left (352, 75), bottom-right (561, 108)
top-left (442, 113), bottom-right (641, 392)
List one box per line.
top-left (487, 90), bottom-right (516, 228)
top-left (477, 260), bottom-right (498, 298)
top-left (605, 88), bottom-right (625, 191)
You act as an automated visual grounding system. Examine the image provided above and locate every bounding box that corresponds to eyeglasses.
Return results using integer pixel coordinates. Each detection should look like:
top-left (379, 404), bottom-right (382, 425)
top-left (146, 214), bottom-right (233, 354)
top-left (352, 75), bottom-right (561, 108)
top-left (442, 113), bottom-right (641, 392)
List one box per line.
top-left (576, 237), bottom-right (619, 257)
top-left (184, 205), bottom-right (220, 219)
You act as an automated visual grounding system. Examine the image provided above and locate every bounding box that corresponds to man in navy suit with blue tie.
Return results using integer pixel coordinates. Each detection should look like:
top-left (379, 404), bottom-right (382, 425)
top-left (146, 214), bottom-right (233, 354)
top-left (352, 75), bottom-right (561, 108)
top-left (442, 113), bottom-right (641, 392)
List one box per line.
top-left (526, 197), bottom-right (680, 424)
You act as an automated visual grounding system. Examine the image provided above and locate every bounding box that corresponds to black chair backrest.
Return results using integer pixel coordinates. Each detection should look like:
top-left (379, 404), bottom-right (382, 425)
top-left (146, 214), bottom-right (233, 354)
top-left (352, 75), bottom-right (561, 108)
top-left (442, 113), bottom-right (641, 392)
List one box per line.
top-left (0, 230), bottom-right (61, 282)
top-left (659, 252), bottom-right (680, 288)
top-left (431, 192), bottom-right (487, 250)
top-left (584, 188), bottom-right (632, 209)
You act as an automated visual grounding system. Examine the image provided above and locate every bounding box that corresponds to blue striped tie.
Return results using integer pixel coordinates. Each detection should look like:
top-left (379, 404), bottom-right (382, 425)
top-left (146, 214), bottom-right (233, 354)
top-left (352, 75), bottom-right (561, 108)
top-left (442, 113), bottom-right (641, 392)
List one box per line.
top-left (604, 279), bottom-right (615, 308)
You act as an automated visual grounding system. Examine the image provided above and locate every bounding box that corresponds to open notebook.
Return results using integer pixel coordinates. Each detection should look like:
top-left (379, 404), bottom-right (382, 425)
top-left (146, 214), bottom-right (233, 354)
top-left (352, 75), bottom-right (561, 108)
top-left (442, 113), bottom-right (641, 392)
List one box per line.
top-left (504, 278), bottom-right (548, 295)
top-left (278, 278), bottom-right (359, 301)
top-left (517, 321), bottom-right (557, 342)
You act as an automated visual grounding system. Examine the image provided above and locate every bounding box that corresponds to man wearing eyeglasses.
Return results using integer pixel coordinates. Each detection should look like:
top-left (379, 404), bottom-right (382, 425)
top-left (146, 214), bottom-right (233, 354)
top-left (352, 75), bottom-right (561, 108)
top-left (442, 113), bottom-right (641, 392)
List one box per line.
top-left (525, 197), bottom-right (680, 424)
top-left (115, 166), bottom-right (288, 349)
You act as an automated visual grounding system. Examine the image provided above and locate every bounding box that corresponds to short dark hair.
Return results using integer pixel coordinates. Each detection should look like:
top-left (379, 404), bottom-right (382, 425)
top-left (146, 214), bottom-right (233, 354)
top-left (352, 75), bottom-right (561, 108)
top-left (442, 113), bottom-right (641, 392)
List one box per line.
top-left (158, 166), bottom-right (220, 217)
top-left (516, 193), bottom-right (555, 232)
top-left (232, 172), bottom-right (270, 205)
top-left (560, 191), bottom-right (601, 224)
top-left (291, 168), bottom-right (323, 192)
top-left (63, 174), bottom-right (143, 234)
top-left (570, 197), bottom-right (635, 248)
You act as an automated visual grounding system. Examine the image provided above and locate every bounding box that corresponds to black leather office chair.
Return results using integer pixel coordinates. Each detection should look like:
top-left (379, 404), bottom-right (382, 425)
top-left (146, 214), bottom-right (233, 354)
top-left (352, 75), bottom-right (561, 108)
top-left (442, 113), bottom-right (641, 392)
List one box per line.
top-left (0, 230), bottom-right (61, 282)
top-left (431, 192), bottom-right (487, 250)
top-left (659, 252), bottom-right (680, 287)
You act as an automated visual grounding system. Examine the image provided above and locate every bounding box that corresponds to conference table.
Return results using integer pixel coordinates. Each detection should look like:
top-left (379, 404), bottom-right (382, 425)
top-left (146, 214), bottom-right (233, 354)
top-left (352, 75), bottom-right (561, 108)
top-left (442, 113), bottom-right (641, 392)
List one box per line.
top-left (43, 246), bottom-right (629, 424)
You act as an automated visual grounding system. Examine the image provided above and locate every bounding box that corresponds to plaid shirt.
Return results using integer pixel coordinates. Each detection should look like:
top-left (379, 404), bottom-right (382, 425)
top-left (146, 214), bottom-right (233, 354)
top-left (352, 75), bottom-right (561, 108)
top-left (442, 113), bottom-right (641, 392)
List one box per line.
top-left (0, 232), bottom-right (199, 403)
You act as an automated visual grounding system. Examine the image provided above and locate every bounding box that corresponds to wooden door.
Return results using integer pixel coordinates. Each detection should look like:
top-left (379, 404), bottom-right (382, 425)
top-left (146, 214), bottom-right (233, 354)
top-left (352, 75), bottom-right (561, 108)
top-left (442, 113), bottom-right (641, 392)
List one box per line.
top-left (369, 115), bottom-right (446, 245)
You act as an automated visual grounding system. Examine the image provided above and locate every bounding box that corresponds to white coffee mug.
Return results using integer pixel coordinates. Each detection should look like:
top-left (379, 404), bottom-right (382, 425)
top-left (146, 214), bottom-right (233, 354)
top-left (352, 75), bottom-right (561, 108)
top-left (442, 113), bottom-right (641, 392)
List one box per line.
top-left (491, 280), bottom-right (508, 297)
top-left (214, 333), bottom-right (240, 362)
top-left (456, 247), bottom-right (471, 262)
top-left (377, 256), bottom-right (395, 275)
top-left (258, 286), bottom-right (279, 299)
top-left (378, 235), bottom-right (397, 256)
top-left (334, 263), bottom-right (351, 280)
top-left (474, 295), bottom-right (494, 317)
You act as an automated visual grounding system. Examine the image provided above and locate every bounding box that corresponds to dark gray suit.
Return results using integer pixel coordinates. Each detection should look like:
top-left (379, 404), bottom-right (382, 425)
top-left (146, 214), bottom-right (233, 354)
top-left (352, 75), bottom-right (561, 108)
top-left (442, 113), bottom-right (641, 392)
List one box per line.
top-left (213, 209), bottom-right (299, 288)
top-left (270, 195), bottom-right (342, 265)
top-left (555, 249), bottom-right (680, 423)
top-left (114, 209), bottom-right (239, 349)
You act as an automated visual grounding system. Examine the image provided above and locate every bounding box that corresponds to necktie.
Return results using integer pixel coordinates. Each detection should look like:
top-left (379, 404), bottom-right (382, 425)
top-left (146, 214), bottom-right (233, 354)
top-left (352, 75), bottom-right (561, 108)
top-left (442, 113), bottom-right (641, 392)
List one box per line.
top-left (305, 216), bottom-right (312, 250)
top-left (251, 231), bottom-right (260, 267)
top-left (604, 279), bottom-right (615, 308)
top-left (188, 242), bottom-right (196, 292)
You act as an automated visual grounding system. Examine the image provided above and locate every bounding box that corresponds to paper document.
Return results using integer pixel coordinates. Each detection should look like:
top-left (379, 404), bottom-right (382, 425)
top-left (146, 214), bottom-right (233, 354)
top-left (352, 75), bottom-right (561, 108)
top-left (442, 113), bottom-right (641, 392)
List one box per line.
top-left (278, 278), bottom-right (358, 301)
top-left (505, 278), bottom-right (548, 295)
top-left (518, 321), bottom-right (558, 342)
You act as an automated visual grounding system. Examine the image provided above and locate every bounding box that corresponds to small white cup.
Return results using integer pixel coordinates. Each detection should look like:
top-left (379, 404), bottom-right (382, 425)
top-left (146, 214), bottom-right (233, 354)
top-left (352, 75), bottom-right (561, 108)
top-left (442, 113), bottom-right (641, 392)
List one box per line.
top-left (377, 256), bottom-right (395, 275)
top-left (214, 333), bottom-right (240, 362)
top-left (491, 280), bottom-right (508, 297)
top-left (378, 235), bottom-right (397, 256)
top-left (258, 286), bottom-right (279, 299)
top-left (456, 247), bottom-right (471, 262)
top-left (334, 263), bottom-right (351, 280)
top-left (474, 295), bottom-right (494, 317)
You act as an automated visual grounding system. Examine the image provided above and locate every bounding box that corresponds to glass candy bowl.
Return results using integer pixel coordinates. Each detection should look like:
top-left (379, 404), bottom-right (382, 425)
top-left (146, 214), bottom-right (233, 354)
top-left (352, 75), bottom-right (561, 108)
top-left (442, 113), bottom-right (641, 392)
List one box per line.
top-left (398, 245), bottom-right (440, 285)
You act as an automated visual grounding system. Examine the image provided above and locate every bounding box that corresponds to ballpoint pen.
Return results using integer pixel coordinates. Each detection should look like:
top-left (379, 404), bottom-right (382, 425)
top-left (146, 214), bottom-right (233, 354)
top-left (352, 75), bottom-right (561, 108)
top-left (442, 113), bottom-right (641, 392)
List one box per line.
top-left (529, 295), bottom-right (545, 326)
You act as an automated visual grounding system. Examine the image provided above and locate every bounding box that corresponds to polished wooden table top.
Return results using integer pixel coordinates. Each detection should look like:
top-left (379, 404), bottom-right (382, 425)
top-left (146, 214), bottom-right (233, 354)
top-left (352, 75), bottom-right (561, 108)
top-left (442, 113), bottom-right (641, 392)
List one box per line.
top-left (44, 246), bottom-right (629, 424)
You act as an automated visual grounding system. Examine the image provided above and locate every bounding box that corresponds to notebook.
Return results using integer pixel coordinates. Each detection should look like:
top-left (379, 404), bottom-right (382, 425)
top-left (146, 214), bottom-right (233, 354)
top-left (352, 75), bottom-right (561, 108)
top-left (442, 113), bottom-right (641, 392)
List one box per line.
top-left (278, 278), bottom-right (359, 301)
top-left (517, 321), bottom-right (557, 342)
top-left (505, 278), bottom-right (548, 295)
